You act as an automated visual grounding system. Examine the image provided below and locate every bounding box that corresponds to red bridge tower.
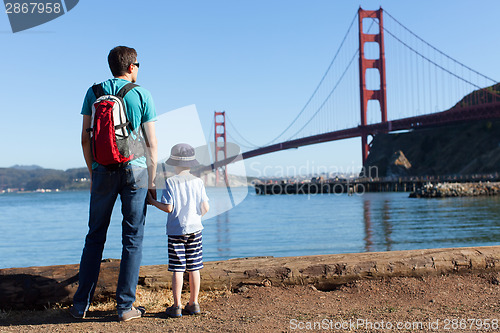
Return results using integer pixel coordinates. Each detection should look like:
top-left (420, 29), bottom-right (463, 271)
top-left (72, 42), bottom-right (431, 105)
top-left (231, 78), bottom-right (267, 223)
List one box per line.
top-left (214, 111), bottom-right (229, 186)
top-left (358, 7), bottom-right (388, 166)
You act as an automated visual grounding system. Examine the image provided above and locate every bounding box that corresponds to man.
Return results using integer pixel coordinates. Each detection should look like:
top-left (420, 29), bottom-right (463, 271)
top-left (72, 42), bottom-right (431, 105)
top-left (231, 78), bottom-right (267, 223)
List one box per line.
top-left (71, 46), bottom-right (158, 322)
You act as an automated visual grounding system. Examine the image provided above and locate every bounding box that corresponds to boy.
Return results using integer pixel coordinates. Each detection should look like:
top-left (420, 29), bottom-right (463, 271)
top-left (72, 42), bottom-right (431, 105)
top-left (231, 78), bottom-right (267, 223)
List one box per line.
top-left (147, 143), bottom-right (209, 318)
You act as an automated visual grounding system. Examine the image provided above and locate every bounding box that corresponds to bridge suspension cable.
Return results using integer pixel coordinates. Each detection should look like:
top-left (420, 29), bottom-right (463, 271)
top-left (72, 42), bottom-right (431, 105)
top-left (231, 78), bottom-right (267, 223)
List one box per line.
top-left (252, 12), bottom-right (359, 147)
top-left (226, 133), bottom-right (257, 150)
top-left (282, 17), bottom-right (380, 140)
top-left (225, 113), bottom-right (261, 149)
top-left (227, 13), bottom-right (385, 148)
top-left (285, 49), bottom-right (359, 141)
top-left (384, 10), bottom-right (496, 84)
top-left (378, 9), bottom-right (499, 120)
top-left (381, 17), bottom-right (495, 91)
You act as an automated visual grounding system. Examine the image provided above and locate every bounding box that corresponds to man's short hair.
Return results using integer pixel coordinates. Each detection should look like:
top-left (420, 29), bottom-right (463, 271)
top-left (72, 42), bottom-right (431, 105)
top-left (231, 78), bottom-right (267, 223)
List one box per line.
top-left (108, 46), bottom-right (137, 77)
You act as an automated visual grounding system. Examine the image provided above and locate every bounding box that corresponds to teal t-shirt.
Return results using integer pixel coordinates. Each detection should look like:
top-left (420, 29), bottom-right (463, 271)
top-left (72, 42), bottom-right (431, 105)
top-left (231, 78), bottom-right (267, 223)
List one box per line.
top-left (81, 78), bottom-right (157, 169)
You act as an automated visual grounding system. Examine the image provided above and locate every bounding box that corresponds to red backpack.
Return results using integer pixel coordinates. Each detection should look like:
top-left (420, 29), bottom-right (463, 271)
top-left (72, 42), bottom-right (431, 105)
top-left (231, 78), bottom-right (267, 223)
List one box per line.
top-left (87, 83), bottom-right (140, 166)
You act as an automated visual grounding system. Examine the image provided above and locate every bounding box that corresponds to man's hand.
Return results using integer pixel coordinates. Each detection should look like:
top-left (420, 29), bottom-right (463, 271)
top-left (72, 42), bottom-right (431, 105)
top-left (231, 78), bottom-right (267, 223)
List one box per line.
top-left (82, 115), bottom-right (94, 188)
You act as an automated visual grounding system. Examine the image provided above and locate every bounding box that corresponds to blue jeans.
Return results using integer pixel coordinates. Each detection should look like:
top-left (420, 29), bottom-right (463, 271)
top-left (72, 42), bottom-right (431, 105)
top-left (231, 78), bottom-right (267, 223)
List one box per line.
top-left (73, 164), bottom-right (148, 315)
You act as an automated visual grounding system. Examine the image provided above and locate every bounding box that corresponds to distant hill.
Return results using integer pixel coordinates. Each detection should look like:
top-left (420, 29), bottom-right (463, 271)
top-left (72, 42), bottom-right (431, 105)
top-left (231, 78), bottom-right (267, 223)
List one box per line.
top-left (9, 165), bottom-right (43, 170)
top-left (0, 165), bottom-right (253, 191)
top-left (0, 167), bottom-right (90, 191)
top-left (452, 82), bottom-right (500, 109)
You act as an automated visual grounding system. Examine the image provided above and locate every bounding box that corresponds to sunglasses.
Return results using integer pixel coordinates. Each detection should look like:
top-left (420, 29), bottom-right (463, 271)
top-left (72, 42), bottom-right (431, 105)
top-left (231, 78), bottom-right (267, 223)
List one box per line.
top-left (132, 62), bottom-right (140, 68)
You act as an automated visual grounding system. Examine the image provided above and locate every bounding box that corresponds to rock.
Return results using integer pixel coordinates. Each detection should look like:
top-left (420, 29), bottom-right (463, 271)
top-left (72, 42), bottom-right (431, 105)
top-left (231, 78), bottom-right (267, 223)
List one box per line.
top-left (236, 286), bottom-right (250, 293)
top-left (410, 182), bottom-right (500, 198)
top-left (262, 279), bottom-right (272, 287)
top-left (387, 150), bottom-right (412, 177)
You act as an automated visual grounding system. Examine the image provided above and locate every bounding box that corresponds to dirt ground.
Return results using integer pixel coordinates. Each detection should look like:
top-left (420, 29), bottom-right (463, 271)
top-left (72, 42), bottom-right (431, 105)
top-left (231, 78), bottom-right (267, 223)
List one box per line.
top-left (0, 272), bottom-right (498, 333)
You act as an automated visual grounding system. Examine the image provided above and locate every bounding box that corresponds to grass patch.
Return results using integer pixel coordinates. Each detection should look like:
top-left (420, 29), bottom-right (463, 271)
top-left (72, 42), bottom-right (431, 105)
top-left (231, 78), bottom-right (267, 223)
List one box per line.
top-left (0, 286), bottom-right (231, 322)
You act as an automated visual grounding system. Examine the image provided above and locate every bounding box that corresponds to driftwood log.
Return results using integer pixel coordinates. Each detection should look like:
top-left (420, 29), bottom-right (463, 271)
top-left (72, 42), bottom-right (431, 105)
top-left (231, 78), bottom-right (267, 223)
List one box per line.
top-left (0, 246), bottom-right (499, 310)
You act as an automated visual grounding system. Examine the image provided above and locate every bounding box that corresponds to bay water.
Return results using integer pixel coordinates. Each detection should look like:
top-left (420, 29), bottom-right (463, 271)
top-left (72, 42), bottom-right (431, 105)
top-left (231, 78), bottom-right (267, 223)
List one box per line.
top-left (0, 188), bottom-right (499, 269)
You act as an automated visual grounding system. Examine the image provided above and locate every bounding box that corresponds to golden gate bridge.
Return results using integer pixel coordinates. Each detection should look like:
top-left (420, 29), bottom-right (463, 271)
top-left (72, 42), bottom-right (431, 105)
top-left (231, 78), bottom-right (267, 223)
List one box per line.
top-left (206, 7), bottom-right (500, 184)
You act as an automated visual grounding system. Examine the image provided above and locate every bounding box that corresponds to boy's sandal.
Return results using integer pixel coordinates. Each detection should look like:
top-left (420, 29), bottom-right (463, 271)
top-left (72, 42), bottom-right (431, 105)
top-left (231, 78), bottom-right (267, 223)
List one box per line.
top-left (165, 305), bottom-right (182, 318)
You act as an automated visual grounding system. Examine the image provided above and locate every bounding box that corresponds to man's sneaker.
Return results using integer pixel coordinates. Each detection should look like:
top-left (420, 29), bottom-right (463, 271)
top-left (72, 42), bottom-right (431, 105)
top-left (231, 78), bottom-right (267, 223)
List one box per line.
top-left (69, 306), bottom-right (86, 319)
top-left (184, 302), bottom-right (201, 315)
top-left (165, 305), bottom-right (182, 318)
top-left (118, 306), bottom-right (146, 322)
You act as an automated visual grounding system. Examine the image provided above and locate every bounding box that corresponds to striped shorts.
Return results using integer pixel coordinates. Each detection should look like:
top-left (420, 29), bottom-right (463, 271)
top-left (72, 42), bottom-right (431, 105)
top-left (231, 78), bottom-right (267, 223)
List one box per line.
top-left (167, 231), bottom-right (203, 272)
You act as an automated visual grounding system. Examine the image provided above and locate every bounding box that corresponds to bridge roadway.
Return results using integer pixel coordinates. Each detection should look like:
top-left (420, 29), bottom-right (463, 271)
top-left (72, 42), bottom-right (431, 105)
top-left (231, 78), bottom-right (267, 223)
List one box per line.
top-left (199, 101), bottom-right (500, 173)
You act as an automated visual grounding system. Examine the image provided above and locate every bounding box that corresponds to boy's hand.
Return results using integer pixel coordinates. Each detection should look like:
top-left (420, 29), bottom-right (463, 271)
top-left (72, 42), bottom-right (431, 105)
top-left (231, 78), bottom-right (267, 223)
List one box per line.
top-left (148, 184), bottom-right (157, 202)
top-left (146, 190), bottom-right (156, 205)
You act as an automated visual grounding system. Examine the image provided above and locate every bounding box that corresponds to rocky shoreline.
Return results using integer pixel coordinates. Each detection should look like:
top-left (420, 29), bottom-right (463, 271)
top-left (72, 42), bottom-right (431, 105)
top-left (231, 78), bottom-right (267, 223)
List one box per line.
top-left (410, 182), bottom-right (500, 198)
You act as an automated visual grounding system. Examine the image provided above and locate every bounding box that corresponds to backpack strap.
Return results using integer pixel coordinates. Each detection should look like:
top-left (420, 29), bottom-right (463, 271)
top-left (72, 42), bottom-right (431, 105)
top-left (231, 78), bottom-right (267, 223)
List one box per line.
top-left (91, 84), bottom-right (105, 99)
top-left (92, 83), bottom-right (138, 99)
top-left (116, 83), bottom-right (139, 99)
top-left (115, 83), bottom-right (139, 133)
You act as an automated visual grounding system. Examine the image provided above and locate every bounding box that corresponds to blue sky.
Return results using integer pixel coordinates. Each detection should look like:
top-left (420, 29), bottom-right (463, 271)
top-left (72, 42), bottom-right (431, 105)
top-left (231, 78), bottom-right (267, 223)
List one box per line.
top-left (1, 0), bottom-right (499, 177)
